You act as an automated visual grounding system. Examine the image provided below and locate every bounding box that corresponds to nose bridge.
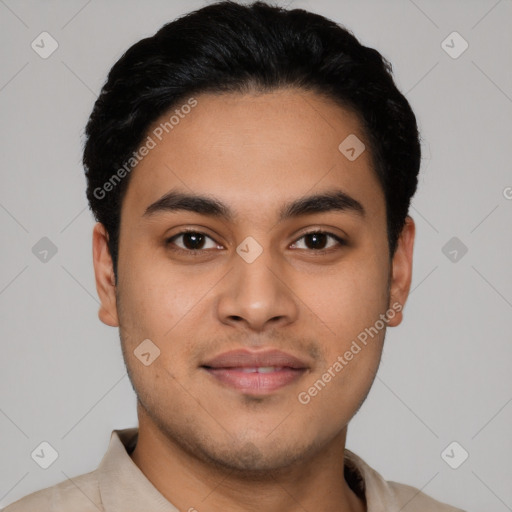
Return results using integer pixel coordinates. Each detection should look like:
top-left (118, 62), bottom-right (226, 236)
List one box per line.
top-left (216, 237), bottom-right (298, 330)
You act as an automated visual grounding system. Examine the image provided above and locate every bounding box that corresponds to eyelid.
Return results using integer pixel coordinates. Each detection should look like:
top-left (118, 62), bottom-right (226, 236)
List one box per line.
top-left (290, 230), bottom-right (346, 251)
top-left (167, 229), bottom-right (223, 252)
top-left (166, 228), bottom-right (346, 254)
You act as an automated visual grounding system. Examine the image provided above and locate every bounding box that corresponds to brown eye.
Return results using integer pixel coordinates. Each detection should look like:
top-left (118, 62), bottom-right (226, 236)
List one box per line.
top-left (166, 231), bottom-right (220, 252)
top-left (291, 231), bottom-right (345, 251)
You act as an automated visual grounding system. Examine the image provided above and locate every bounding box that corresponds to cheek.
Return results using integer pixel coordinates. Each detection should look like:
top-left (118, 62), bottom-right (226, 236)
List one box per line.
top-left (117, 247), bottom-right (193, 337)
top-left (295, 249), bottom-right (389, 415)
top-left (297, 255), bottom-right (389, 341)
top-left (116, 255), bottom-right (219, 382)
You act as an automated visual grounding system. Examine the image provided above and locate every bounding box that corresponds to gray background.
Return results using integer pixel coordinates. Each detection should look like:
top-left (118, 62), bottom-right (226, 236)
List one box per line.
top-left (0, 0), bottom-right (511, 510)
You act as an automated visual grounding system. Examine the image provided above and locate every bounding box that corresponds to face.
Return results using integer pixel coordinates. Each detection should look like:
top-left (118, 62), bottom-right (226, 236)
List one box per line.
top-left (93, 88), bottom-right (414, 472)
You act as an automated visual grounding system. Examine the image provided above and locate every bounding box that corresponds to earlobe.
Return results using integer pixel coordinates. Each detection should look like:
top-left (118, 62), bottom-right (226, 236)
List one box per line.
top-left (387, 216), bottom-right (415, 327)
top-left (92, 222), bottom-right (120, 327)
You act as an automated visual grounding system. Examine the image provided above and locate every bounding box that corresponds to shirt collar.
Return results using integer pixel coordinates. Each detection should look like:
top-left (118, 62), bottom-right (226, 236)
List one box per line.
top-left (344, 449), bottom-right (399, 511)
top-left (97, 428), bottom-right (396, 512)
top-left (97, 428), bottom-right (179, 512)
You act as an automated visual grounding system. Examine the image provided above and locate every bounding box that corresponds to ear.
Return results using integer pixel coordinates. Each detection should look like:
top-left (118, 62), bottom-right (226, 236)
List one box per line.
top-left (387, 216), bottom-right (415, 327)
top-left (92, 222), bottom-right (119, 327)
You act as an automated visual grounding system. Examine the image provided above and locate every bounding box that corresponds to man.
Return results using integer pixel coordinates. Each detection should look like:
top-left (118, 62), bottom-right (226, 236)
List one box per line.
top-left (3, 1), bottom-right (465, 510)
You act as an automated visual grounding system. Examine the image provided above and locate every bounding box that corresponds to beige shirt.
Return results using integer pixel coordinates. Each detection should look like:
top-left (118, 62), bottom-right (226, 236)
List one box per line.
top-left (2, 428), bottom-right (465, 512)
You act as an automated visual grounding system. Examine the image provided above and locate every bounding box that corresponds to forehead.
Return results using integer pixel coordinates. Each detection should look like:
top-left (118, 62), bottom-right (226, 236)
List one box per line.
top-left (121, 89), bottom-right (383, 222)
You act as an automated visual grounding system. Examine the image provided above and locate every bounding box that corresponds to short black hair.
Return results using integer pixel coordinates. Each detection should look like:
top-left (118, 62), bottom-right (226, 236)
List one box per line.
top-left (83, 0), bottom-right (421, 281)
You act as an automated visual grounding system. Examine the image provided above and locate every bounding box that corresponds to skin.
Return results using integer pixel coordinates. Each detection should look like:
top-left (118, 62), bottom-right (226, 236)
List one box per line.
top-left (93, 88), bottom-right (415, 512)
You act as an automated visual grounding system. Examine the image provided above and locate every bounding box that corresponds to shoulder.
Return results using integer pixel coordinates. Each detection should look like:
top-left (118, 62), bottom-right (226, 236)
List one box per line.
top-left (344, 449), bottom-right (466, 512)
top-left (1, 470), bottom-right (102, 512)
top-left (387, 480), bottom-right (466, 511)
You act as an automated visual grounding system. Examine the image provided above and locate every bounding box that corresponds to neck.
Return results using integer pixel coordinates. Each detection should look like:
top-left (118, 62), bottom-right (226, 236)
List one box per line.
top-left (130, 406), bottom-right (366, 512)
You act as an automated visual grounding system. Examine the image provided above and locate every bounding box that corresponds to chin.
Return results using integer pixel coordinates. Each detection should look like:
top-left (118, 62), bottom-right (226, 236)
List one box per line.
top-left (194, 434), bottom-right (321, 476)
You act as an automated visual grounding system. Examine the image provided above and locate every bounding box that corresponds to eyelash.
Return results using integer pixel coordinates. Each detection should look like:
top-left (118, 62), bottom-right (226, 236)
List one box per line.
top-left (165, 229), bottom-right (346, 256)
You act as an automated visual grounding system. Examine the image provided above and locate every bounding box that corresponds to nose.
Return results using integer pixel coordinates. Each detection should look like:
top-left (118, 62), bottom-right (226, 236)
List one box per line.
top-left (215, 244), bottom-right (299, 333)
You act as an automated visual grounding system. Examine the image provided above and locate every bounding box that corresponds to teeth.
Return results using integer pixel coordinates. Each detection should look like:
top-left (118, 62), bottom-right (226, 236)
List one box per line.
top-left (258, 366), bottom-right (281, 373)
top-left (239, 367), bottom-right (283, 373)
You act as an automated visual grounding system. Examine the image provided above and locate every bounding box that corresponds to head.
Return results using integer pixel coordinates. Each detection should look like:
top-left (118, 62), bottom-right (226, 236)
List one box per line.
top-left (86, 1), bottom-right (419, 473)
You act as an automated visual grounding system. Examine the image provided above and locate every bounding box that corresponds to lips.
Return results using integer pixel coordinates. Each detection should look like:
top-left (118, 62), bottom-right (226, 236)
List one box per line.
top-left (201, 349), bottom-right (309, 394)
top-left (202, 349), bottom-right (308, 370)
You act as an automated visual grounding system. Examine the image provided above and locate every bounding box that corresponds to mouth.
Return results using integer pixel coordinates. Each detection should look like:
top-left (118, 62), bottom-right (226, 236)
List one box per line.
top-left (201, 349), bottom-right (309, 394)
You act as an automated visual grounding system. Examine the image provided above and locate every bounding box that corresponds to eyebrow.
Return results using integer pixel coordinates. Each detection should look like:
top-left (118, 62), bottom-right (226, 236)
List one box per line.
top-left (143, 188), bottom-right (365, 222)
